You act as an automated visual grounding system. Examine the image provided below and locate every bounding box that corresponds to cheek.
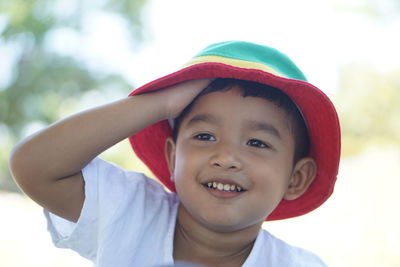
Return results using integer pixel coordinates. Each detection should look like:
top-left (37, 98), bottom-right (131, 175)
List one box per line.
top-left (173, 146), bottom-right (189, 173)
top-left (250, 158), bottom-right (293, 198)
top-left (173, 145), bottom-right (202, 182)
top-left (175, 142), bottom-right (209, 166)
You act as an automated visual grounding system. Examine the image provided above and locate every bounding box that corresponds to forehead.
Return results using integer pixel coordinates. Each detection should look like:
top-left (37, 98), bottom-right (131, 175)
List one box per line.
top-left (180, 87), bottom-right (292, 137)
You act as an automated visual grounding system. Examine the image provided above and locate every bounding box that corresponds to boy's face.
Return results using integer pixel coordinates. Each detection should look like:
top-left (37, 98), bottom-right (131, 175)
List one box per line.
top-left (166, 87), bottom-right (302, 232)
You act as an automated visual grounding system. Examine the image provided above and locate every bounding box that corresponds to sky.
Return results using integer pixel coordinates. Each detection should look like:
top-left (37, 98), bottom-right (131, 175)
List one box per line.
top-left (68, 0), bottom-right (400, 94)
top-left (35, 0), bottom-right (400, 99)
top-left (1, 0), bottom-right (399, 98)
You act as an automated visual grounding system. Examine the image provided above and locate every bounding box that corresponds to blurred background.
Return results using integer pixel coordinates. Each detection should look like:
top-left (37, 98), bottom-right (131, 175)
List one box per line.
top-left (1, 0), bottom-right (399, 266)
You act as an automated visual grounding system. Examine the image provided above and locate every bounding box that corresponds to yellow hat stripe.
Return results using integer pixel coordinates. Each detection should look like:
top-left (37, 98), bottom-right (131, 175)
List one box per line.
top-left (183, 55), bottom-right (285, 78)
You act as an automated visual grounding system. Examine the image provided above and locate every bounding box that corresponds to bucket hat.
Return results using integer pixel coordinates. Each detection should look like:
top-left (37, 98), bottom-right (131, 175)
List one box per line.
top-left (128, 41), bottom-right (341, 221)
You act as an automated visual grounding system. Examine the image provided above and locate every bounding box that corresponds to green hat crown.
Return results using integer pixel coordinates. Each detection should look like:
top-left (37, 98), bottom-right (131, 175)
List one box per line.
top-left (190, 41), bottom-right (307, 81)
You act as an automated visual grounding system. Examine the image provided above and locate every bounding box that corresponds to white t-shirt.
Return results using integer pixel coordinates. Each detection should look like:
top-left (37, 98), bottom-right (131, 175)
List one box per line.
top-left (44, 157), bottom-right (327, 267)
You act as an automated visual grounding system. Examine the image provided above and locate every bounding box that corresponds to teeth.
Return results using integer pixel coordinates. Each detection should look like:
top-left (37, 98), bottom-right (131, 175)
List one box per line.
top-left (204, 181), bottom-right (244, 192)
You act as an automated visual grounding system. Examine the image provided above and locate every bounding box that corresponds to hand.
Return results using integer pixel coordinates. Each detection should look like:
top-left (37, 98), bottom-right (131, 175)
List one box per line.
top-left (159, 79), bottom-right (212, 119)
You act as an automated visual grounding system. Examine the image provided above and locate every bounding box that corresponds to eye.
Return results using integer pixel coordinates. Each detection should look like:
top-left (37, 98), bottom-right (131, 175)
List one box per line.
top-left (194, 133), bottom-right (216, 141)
top-left (247, 139), bottom-right (269, 148)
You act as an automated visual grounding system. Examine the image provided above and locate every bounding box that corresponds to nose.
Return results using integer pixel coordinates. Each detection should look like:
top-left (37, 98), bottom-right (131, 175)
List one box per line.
top-left (210, 142), bottom-right (243, 171)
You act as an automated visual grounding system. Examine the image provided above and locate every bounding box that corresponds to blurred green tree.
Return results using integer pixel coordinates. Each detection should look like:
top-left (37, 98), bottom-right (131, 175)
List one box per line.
top-left (332, 0), bottom-right (400, 19)
top-left (336, 63), bottom-right (400, 156)
top-left (331, 0), bottom-right (400, 156)
top-left (0, 0), bottom-right (148, 192)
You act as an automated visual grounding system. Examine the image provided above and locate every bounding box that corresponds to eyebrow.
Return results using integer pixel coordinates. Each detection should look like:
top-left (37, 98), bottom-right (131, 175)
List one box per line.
top-left (245, 120), bottom-right (281, 139)
top-left (186, 114), bottom-right (281, 139)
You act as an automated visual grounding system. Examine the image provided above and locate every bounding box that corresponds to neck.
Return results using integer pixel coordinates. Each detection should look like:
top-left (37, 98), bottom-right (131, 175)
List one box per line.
top-left (173, 204), bottom-right (262, 267)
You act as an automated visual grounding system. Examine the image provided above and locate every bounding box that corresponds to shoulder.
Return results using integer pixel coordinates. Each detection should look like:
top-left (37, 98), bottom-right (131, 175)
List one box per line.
top-left (83, 157), bottom-right (179, 214)
top-left (83, 157), bottom-right (167, 193)
top-left (245, 229), bottom-right (327, 267)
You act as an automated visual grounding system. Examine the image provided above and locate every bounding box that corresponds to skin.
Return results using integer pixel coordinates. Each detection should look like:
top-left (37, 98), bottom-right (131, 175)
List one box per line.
top-left (166, 87), bottom-right (316, 266)
top-left (9, 80), bottom-right (316, 266)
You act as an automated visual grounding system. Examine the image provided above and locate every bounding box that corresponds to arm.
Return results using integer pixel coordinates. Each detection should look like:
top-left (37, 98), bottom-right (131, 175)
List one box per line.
top-left (9, 79), bottom-right (210, 222)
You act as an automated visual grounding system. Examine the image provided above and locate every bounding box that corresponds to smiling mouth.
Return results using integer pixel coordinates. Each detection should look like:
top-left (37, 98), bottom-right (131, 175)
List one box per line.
top-left (202, 182), bottom-right (246, 193)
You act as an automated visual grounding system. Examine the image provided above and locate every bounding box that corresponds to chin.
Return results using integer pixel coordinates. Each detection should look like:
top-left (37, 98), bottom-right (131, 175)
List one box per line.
top-left (198, 213), bottom-right (253, 233)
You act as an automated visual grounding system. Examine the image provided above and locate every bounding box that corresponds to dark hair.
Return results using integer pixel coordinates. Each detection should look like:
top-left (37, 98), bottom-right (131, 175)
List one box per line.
top-left (172, 78), bottom-right (310, 163)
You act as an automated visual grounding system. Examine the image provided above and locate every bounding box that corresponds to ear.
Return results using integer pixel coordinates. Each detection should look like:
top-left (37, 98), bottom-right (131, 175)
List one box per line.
top-left (284, 157), bottom-right (317, 201)
top-left (164, 137), bottom-right (176, 180)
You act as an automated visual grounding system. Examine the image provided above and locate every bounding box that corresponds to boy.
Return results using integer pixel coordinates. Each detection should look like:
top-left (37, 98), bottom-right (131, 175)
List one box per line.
top-left (9, 41), bottom-right (341, 266)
